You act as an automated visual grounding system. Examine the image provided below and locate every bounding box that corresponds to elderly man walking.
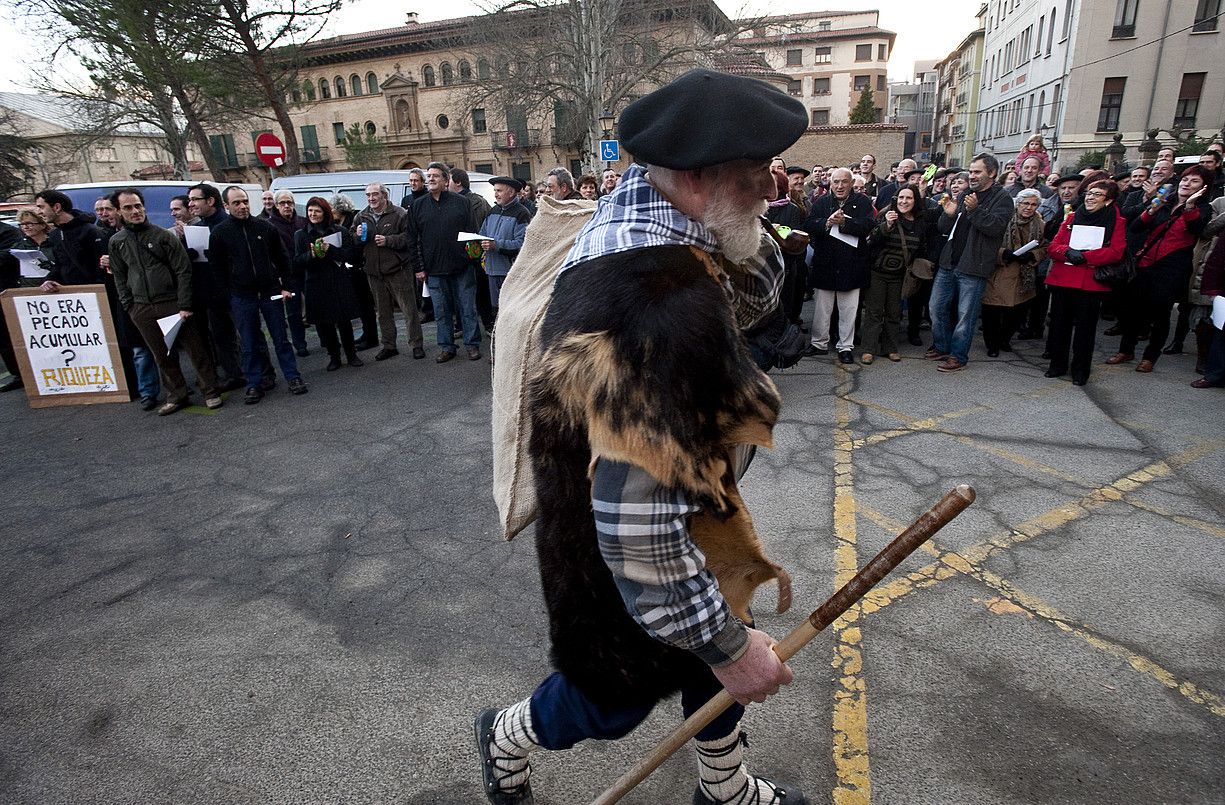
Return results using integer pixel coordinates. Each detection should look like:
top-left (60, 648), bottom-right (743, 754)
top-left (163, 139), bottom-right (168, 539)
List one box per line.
top-left (474, 69), bottom-right (810, 805)
top-left (353, 182), bottom-right (424, 361)
top-left (927, 153), bottom-right (1014, 372)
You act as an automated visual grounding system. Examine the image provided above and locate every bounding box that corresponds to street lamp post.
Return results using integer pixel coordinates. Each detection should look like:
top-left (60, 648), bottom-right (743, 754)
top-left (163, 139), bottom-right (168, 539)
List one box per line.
top-left (598, 109), bottom-right (616, 170)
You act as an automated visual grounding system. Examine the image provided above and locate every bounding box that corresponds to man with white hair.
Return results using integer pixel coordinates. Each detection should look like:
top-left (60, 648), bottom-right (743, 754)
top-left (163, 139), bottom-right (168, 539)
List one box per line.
top-left (265, 189), bottom-right (309, 356)
top-left (353, 182), bottom-right (424, 360)
top-left (875, 157), bottom-right (917, 208)
top-left (474, 68), bottom-right (810, 805)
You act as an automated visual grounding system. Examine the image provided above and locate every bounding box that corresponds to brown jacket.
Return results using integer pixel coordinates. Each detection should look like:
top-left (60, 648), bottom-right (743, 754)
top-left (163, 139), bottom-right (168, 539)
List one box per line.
top-left (352, 203), bottom-right (415, 277)
top-left (983, 213), bottom-right (1046, 308)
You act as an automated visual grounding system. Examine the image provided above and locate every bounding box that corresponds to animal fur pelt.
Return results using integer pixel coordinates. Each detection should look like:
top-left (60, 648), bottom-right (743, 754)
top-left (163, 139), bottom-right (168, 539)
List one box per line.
top-left (527, 244), bottom-right (792, 707)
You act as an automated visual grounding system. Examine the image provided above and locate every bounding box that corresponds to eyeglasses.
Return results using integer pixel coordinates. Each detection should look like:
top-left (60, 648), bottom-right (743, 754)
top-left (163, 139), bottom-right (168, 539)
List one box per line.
top-left (1084, 191), bottom-right (1108, 199)
top-left (18, 222), bottom-right (41, 228)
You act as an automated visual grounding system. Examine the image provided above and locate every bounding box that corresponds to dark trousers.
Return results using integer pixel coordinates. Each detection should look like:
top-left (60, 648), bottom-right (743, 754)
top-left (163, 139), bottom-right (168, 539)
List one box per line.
top-left (1204, 326), bottom-right (1225, 386)
top-left (861, 271), bottom-right (903, 355)
top-left (128, 300), bottom-right (220, 403)
top-left (0, 300), bottom-right (19, 377)
top-left (474, 261), bottom-right (495, 330)
top-left (368, 271), bottom-right (423, 350)
top-left (1020, 282), bottom-right (1051, 337)
top-left (350, 268), bottom-right (377, 341)
top-left (284, 277), bottom-right (307, 351)
top-left (1119, 282), bottom-right (1177, 364)
top-left (980, 304), bottom-right (1022, 351)
top-left (317, 319), bottom-right (356, 359)
top-left (231, 294), bottom-right (301, 389)
top-left (1047, 288), bottom-right (1102, 377)
top-left (1168, 301), bottom-right (1192, 349)
top-left (906, 278), bottom-right (933, 339)
top-left (528, 669), bottom-right (743, 751)
top-left (201, 300), bottom-right (273, 384)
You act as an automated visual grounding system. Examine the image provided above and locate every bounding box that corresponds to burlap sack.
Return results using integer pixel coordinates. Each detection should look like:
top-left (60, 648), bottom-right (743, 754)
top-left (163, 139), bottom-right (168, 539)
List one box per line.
top-left (491, 195), bottom-right (597, 540)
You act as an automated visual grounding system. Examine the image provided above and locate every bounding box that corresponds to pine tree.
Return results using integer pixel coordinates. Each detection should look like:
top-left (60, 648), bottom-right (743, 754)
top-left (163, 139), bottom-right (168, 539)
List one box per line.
top-left (849, 87), bottom-right (878, 125)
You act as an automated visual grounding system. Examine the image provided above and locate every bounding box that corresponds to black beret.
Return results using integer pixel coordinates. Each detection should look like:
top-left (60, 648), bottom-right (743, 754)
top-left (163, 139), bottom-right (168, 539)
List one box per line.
top-left (1053, 174), bottom-right (1083, 187)
top-left (902, 168), bottom-right (924, 180)
top-left (488, 175), bottom-right (523, 191)
top-left (785, 165), bottom-right (810, 177)
top-left (619, 69), bottom-right (808, 170)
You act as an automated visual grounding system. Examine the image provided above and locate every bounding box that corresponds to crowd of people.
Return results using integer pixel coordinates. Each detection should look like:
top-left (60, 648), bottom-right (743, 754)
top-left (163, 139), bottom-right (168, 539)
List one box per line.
top-left (0, 162), bottom-right (624, 412)
top-left (1, 136), bottom-right (1222, 417)
top-left (764, 138), bottom-right (1225, 387)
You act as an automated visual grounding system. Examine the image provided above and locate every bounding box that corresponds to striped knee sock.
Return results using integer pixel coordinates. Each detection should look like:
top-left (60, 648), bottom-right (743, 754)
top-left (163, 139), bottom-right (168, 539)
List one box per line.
top-left (696, 727), bottom-right (785, 804)
top-left (489, 698), bottom-right (539, 791)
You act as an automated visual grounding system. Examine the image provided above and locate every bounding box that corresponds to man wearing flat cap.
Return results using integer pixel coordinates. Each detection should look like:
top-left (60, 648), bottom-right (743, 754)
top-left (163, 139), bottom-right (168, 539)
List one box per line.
top-left (474, 68), bottom-right (811, 805)
top-left (785, 166), bottom-right (811, 215)
top-left (478, 176), bottom-right (532, 326)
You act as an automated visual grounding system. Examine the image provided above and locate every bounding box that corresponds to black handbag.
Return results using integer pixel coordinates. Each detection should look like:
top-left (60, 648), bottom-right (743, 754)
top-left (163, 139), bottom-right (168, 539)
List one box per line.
top-left (1093, 250), bottom-right (1136, 287)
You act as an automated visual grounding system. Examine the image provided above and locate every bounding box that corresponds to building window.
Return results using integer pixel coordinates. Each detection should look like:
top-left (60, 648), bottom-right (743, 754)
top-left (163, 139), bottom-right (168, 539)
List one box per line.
top-left (209, 134), bottom-right (238, 168)
top-left (854, 75), bottom-right (870, 91)
top-left (818, 20), bottom-right (831, 31)
top-left (786, 49), bottom-right (802, 66)
top-left (1063, 0), bottom-right (1073, 38)
top-left (94, 146), bottom-right (118, 162)
top-left (334, 77), bottom-right (346, 98)
top-left (1048, 7), bottom-right (1057, 53)
top-left (788, 79), bottom-right (802, 97)
top-left (813, 77), bottom-right (831, 95)
top-left (302, 80), bottom-right (315, 101)
top-left (1175, 73), bottom-right (1205, 128)
top-left (474, 163), bottom-right (494, 175)
top-left (333, 122), bottom-right (345, 144)
top-left (815, 46), bottom-right (832, 64)
top-left (459, 60), bottom-right (472, 81)
top-left (1051, 83), bottom-right (1061, 127)
top-left (367, 72), bottom-right (379, 94)
top-left (1097, 77), bottom-right (1125, 131)
top-left (472, 108), bottom-right (487, 134)
top-left (877, 75), bottom-right (886, 92)
top-left (1113, 0), bottom-right (1139, 37)
top-left (363, 121), bottom-right (375, 138)
top-left (423, 65), bottom-right (435, 87)
top-left (1038, 90), bottom-right (1047, 127)
top-left (511, 161), bottom-right (532, 181)
top-left (291, 88), bottom-right (301, 104)
top-left (436, 114), bottom-right (449, 130)
top-left (478, 59), bottom-right (490, 80)
top-left (878, 44), bottom-right (887, 61)
top-left (318, 79), bottom-right (330, 100)
top-left (441, 62), bottom-right (454, 86)
top-left (855, 44), bottom-right (872, 61)
top-left (350, 75), bottom-right (362, 96)
top-left (1194, 0), bottom-right (1221, 31)
top-left (812, 109), bottom-right (830, 126)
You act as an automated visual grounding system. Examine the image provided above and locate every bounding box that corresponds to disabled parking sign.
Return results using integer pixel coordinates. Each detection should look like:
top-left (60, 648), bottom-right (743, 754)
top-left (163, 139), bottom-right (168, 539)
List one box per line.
top-left (599, 140), bottom-right (619, 161)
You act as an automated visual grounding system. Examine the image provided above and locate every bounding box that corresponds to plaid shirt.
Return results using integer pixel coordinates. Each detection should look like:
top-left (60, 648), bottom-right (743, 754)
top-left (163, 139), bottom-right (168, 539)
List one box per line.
top-left (591, 460), bottom-right (749, 668)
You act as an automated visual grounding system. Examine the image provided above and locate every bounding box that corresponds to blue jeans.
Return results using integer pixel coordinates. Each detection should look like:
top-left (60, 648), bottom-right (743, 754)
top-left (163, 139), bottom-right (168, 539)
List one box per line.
top-left (132, 346), bottom-right (161, 401)
top-left (231, 293), bottom-right (301, 388)
top-left (426, 267), bottom-right (480, 351)
top-left (284, 277), bottom-right (307, 351)
top-left (930, 268), bottom-right (988, 365)
top-left (527, 670), bottom-right (743, 750)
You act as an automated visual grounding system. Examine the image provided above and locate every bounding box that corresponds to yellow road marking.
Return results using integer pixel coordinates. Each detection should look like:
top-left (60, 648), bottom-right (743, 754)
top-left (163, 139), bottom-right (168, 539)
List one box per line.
top-left (831, 384), bottom-right (870, 805)
top-left (857, 504), bottom-right (1225, 718)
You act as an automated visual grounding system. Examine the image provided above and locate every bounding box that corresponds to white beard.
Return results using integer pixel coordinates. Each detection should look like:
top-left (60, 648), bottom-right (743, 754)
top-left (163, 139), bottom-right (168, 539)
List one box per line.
top-left (705, 194), bottom-right (767, 264)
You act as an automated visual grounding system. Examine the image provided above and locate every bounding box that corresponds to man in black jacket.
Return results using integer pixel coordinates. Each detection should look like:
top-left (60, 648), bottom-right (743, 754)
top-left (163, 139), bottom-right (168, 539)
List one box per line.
top-left (0, 220), bottom-right (22, 391)
top-left (34, 190), bottom-right (104, 288)
top-left (209, 187), bottom-right (307, 403)
top-left (411, 162), bottom-right (481, 362)
top-left (801, 167), bottom-right (876, 363)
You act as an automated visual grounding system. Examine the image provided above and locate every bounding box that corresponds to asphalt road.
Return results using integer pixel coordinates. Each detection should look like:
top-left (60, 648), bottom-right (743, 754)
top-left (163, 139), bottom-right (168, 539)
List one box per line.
top-left (1, 310), bottom-right (1222, 805)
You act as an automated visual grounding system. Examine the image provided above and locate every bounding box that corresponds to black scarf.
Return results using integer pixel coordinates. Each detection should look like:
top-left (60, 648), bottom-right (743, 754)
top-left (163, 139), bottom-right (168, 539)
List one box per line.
top-left (1069, 200), bottom-right (1117, 244)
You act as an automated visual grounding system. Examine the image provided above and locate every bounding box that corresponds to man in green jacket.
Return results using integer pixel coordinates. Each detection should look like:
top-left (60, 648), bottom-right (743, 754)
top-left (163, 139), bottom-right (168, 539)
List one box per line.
top-left (109, 188), bottom-right (223, 415)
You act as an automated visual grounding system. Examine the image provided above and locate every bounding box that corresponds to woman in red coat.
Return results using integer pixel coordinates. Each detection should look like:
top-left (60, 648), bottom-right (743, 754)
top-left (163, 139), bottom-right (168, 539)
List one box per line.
top-left (1044, 180), bottom-right (1127, 385)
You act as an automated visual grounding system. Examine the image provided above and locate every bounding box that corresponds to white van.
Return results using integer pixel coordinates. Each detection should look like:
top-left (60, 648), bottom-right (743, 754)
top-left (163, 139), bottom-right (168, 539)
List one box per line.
top-left (269, 169), bottom-right (497, 215)
top-left (56, 180), bottom-right (263, 228)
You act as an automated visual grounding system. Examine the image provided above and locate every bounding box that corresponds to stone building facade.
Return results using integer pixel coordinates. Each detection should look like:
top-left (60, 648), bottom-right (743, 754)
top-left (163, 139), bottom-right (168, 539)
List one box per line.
top-left (933, 7), bottom-right (987, 168)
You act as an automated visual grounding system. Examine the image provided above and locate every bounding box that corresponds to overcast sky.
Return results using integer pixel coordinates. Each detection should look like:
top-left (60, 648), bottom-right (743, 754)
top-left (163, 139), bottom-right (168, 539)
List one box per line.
top-left (0, 0), bottom-right (984, 92)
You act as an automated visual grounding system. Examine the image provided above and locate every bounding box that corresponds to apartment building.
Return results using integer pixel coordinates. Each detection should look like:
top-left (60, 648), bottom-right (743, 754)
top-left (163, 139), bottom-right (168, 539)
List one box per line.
top-left (976, 0), bottom-right (1224, 170)
top-left (733, 11), bottom-right (895, 128)
top-left (933, 7), bottom-right (988, 168)
top-left (887, 60), bottom-right (939, 160)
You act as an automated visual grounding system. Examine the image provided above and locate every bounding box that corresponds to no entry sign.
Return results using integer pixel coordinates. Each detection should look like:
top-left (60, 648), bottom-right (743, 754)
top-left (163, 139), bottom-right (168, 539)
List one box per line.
top-left (255, 132), bottom-right (287, 168)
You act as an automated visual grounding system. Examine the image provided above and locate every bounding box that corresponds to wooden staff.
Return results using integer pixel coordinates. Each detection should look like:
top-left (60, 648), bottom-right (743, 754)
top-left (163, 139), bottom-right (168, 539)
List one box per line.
top-left (592, 484), bottom-right (976, 805)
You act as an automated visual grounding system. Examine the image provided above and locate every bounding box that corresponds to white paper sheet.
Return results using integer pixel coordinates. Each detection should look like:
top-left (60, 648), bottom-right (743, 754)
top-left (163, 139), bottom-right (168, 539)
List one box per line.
top-left (269, 293), bottom-right (296, 301)
top-left (322, 231), bottom-right (343, 247)
top-left (1213, 295), bottom-right (1225, 330)
top-left (830, 224), bottom-right (860, 249)
top-left (421, 281), bottom-right (431, 298)
top-left (157, 313), bottom-right (183, 351)
top-left (11, 249), bottom-right (49, 277)
top-left (457, 231), bottom-right (485, 242)
top-left (1069, 225), bottom-right (1105, 251)
top-left (1012, 239), bottom-right (1040, 256)
top-left (183, 225), bottom-right (211, 261)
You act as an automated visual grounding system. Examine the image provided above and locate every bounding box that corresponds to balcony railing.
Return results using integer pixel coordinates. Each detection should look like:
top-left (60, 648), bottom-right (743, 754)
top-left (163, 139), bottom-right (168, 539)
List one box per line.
top-left (301, 146), bottom-right (329, 164)
top-left (492, 129), bottom-right (542, 150)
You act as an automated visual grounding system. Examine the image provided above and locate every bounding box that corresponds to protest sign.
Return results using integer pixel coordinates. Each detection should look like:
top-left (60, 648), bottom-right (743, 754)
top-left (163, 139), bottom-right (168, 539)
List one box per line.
top-left (0, 285), bottom-right (130, 408)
